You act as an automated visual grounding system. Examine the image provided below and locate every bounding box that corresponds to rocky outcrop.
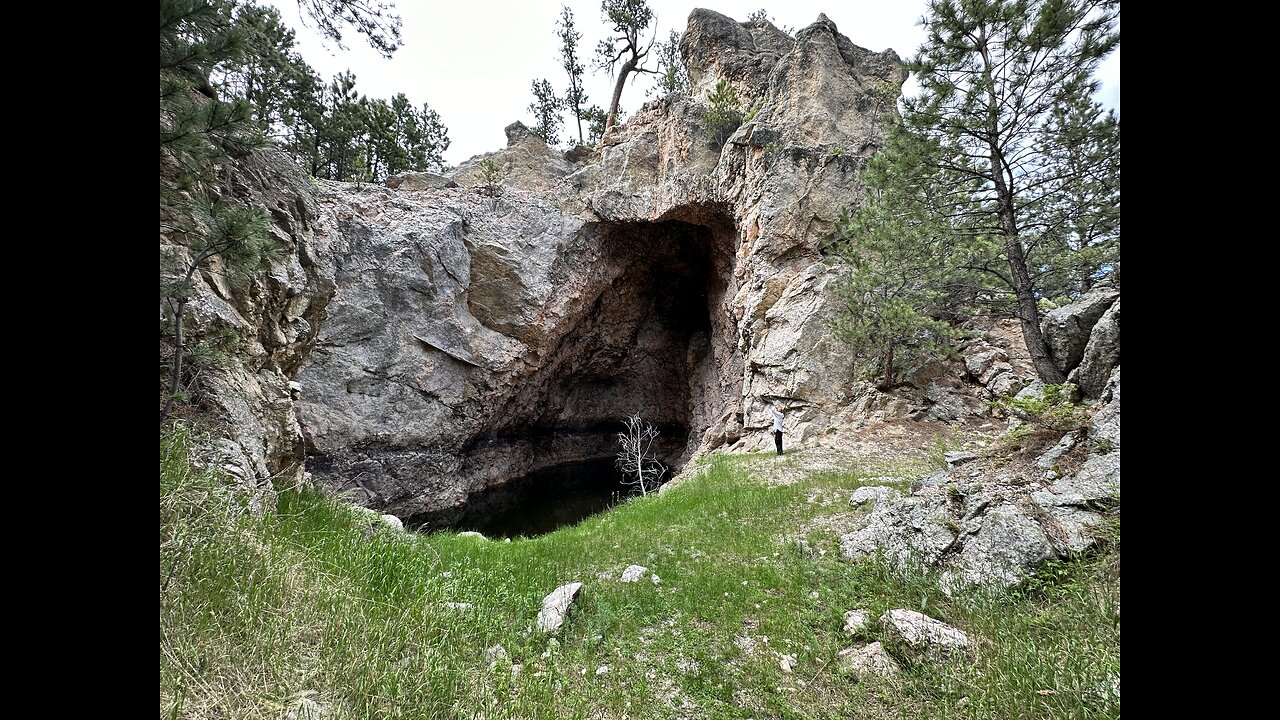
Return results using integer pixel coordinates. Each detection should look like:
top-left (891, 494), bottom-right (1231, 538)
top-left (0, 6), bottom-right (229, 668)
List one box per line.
top-left (1041, 281), bottom-right (1120, 376)
top-left (385, 172), bottom-right (457, 191)
top-left (841, 369), bottom-right (1120, 591)
top-left (291, 10), bottom-right (923, 520)
top-left (160, 148), bottom-right (337, 502)
top-left (1072, 299), bottom-right (1120, 398)
top-left (451, 122), bottom-right (587, 196)
top-left (1089, 368), bottom-right (1120, 448)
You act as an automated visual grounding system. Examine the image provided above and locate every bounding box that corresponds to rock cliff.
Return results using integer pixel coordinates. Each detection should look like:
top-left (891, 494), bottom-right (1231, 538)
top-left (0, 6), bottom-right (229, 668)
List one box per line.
top-left (289, 10), bottom-right (917, 522)
top-left (167, 10), bottom-right (1101, 528)
top-left (159, 149), bottom-right (336, 508)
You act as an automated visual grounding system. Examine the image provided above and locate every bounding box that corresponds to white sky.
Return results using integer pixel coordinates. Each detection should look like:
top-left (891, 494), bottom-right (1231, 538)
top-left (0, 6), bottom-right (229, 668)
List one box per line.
top-left (264, 1), bottom-right (1120, 167)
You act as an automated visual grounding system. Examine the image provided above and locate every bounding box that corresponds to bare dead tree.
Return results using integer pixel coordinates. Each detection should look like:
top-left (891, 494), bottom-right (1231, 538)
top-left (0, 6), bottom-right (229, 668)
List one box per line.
top-left (615, 414), bottom-right (666, 496)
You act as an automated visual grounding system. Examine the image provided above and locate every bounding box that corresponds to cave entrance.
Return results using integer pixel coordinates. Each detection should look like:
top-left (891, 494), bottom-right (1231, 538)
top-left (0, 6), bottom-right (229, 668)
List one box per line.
top-left (414, 457), bottom-right (627, 538)
top-left (414, 207), bottom-right (742, 536)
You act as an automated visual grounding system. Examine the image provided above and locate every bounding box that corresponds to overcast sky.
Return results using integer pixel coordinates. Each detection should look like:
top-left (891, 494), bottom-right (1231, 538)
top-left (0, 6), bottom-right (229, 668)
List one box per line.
top-left (264, 1), bottom-right (1120, 167)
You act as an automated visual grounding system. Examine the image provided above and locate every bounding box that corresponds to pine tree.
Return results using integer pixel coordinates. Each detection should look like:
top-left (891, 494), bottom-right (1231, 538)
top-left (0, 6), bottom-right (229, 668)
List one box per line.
top-left (830, 0), bottom-right (1120, 383)
top-left (596, 0), bottom-right (656, 133)
top-left (213, 4), bottom-right (312, 139)
top-left (389, 94), bottom-right (450, 175)
top-left (294, 0), bottom-right (403, 58)
top-left (649, 30), bottom-right (687, 97)
top-left (528, 79), bottom-right (563, 146)
top-left (704, 78), bottom-right (743, 147)
top-left (159, 0), bottom-right (279, 421)
top-left (557, 6), bottom-right (590, 145)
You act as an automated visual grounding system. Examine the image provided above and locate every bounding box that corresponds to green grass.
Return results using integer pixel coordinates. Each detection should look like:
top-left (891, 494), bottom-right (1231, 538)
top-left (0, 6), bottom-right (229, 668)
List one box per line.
top-left (161, 423), bottom-right (1119, 719)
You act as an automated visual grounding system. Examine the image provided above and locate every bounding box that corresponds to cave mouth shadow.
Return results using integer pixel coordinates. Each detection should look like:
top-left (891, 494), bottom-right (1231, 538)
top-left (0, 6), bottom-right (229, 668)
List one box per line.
top-left (431, 206), bottom-right (742, 537)
top-left (411, 456), bottom-right (646, 538)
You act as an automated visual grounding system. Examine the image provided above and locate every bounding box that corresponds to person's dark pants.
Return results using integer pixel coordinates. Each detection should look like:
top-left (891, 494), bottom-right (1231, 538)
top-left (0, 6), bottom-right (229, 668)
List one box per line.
top-left (774, 430), bottom-right (783, 455)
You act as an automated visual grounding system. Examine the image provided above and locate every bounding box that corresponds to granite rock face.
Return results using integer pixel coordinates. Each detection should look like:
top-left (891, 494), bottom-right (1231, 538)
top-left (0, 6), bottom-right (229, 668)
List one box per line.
top-left (160, 147), bottom-right (337, 504)
top-left (172, 12), bottom-right (1058, 526)
top-left (841, 367), bottom-right (1120, 592)
top-left (291, 11), bottom-right (927, 521)
top-left (1041, 281), bottom-right (1119, 376)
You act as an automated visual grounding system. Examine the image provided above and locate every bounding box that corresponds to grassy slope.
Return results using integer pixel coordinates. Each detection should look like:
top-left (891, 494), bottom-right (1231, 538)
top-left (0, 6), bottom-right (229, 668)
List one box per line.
top-left (161, 425), bottom-right (1119, 720)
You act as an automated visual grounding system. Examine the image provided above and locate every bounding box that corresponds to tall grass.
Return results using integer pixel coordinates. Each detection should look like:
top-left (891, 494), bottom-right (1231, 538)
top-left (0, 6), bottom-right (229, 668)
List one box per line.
top-left (161, 424), bottom-right (1119, 719)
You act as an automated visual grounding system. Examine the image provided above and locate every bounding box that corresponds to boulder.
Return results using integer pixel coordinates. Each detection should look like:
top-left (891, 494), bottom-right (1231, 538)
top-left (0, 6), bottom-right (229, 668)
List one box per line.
top-left (837, 641), bottom-right (901, 680)
top-left (620, 565), bottom-right (649, 583)
top-left (842, 609), bottom-right (870, 635)
top-left (535, 582), bottom-right (583, 633)
top-left (1073, 299), bottom-right (1120, 398)
top-left (879, 609), bottom-right (972, 662)
top-left (1041, 286), bottom-right (1120, 375)
top-left (940, 507), bottom-right (1055, 590)
top-left (850, 486), bottom-right (901, 507)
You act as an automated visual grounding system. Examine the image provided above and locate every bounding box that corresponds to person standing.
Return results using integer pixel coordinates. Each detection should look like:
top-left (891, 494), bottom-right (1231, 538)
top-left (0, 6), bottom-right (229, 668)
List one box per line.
top-left (770, 405), bottom-right (785, 456)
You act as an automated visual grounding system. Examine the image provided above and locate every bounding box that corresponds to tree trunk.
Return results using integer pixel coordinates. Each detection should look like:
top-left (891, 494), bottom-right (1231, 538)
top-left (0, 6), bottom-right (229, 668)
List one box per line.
top-left (605, 56), bottom-right (638, 133)
top-left (879, 339), bottom-right (895, 391)
top-left (977, 24), bottom-right (1066, 384)
top-left (1005, 236), bottom-right (1066, 383)
top-left (160, 297), bottom-right (187, 423)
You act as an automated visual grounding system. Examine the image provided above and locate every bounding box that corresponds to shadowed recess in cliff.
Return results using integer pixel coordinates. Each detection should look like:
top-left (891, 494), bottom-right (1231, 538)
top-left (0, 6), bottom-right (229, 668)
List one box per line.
top-left (299, 203), bottom-right (743, 531)
top-left (456, 209), bottom-right (742, 504)
top-left (409, 456), bottom-right (633, 537)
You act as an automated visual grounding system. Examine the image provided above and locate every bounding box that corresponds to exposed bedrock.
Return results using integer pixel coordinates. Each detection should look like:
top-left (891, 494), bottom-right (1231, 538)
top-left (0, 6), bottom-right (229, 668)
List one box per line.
top-left (292, 11), bottom-right (928, 520)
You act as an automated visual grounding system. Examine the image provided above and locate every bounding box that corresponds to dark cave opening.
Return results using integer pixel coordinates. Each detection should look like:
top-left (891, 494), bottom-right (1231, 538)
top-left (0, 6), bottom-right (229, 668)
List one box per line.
top-left (409, 209), bottom-right (742, 536)
top-left (411, 456), bottom-right (628, 538)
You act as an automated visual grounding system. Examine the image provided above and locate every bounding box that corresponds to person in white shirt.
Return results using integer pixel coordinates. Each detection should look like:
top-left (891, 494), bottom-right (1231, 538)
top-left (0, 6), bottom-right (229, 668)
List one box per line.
top-left (770, 405), bottom-right (785, 456)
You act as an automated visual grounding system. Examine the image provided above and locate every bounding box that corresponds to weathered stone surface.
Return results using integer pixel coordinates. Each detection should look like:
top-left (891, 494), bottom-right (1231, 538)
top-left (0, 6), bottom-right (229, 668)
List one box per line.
top-left (844, 434), bottom-right (1117, 591)
top-left (1075, 299), bottom-right (1120, 398)
top-left (161, 147), bottom-right (336, 500)
top-left (1089, 367), bottom-right (1120, 448)
top-left (843, 609), bottom-right (870, 635)
top-left (451, 122), bottom-right (579, 196)
top-left (379, 514), bottom-right (404, 531)
top-left (386, 172), bottom-right (458, 191)
top-left (620, 565), bottom-right (649, 583)
top-left (1041, 285), bottom-right (1119, 374)
top-left (840, 492), bottom-right (958, 567)
top-left (910, 470), bottom-right (952, 493)
top-left (837, 641), bottom-right (901, 680)
top-left (879, 609), bottom-right (971, 662)
top-left (1030, 449), bottom-right (1119, 554)
top-left (535, 581), bottom-right (583, 633)
top-left (944, 451), bottom-right (977, 467)
top-left (1035, 433), bottom-right (1079, 471)
top-left (987, 370), bottom-right (1027, 398)
top-left (940, 507), bottom-right (1054, 590)
top-left (850, 485), bottom-right (901, 507)
top-left (964, 347), bottom-right (1008, 379)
